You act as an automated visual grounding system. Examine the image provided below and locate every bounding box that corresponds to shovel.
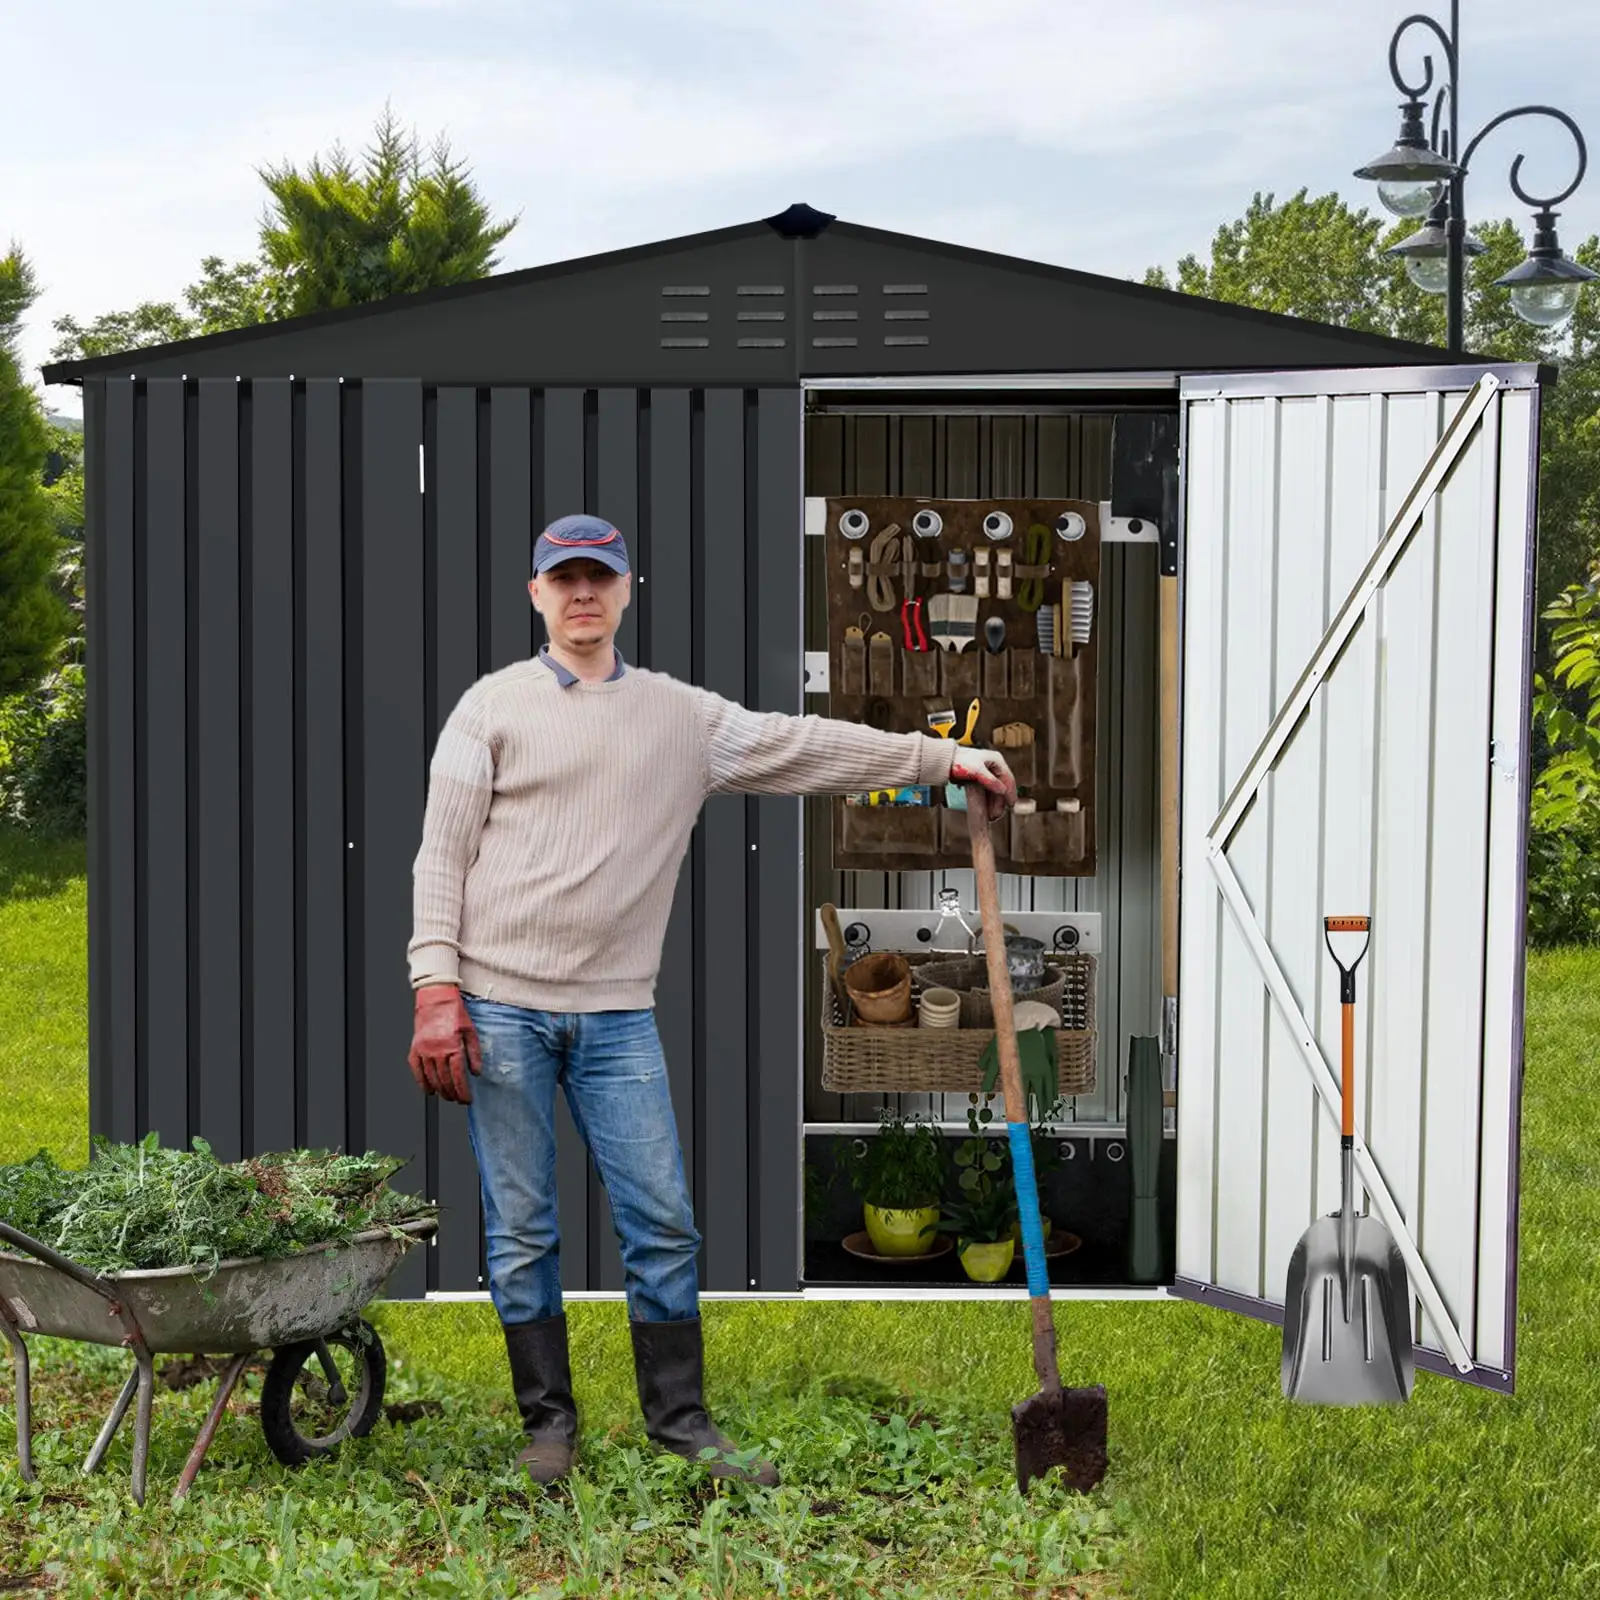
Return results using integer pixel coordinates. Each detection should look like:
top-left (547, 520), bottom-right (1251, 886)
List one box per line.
top-left (1281, 916), bottom-right (1415, 1404)
top-left (966, 785), bottom-right (1109, 1493)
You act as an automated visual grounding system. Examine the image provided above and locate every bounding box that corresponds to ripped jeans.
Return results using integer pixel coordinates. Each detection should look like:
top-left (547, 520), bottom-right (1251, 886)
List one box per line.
top-left (461, 997), bottom-right (703, 1326)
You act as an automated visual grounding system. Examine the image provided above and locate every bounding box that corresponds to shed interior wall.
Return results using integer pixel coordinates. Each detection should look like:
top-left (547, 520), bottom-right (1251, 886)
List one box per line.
top-left (799, 397), bottom-right (1177, 1288)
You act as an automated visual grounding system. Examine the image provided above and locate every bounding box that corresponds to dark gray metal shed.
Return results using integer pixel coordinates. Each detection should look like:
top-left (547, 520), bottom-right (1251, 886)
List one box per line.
top-left (42, 204), bottom-right (1464, 1307)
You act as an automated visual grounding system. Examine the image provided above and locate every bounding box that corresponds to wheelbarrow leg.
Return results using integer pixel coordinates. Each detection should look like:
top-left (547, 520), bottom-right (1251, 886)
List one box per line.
top-left (129, 1347), bottom-right (155, 1508)
top-left (0, 1314), bottom-right (34, 1482)
top-left (84, 1367), bottom-right (139, 1476)
top-left (172, 1352), bottom-right (252, 1506)
top-left (82, 1347), bottom-right (156, 1507)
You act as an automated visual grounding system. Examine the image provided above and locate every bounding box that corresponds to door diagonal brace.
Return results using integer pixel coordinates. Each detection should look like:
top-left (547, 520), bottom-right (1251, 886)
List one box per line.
top-left (1196, 376), bottom-right (1499, 1379)
top-left (1205, 845), bottom-right (1474, 1373)
top-left (1210, 373), bottom-right (1500, 855)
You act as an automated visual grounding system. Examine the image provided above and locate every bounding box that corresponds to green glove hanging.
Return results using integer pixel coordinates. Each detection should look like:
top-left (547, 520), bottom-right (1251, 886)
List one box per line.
top-left (980, 1026), bottom-right (1058, 1121)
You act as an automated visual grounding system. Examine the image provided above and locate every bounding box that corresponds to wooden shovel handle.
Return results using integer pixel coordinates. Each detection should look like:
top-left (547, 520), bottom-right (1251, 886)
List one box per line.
top-left (967, 788), bottom-right (1063, 1393)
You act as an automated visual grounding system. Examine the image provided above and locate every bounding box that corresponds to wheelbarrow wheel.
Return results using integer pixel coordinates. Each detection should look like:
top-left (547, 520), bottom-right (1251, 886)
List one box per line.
top-left (260, 1319), bottom-right (387, 1466)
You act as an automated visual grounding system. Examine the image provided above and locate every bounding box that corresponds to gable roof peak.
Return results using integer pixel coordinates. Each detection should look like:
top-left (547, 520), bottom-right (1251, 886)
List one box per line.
top-left (764, 202), bottom-right (836, 239)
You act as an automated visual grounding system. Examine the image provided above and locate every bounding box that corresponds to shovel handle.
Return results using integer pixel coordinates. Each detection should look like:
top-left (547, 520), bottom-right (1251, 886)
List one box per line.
top-left (967, 786), bottom-right (1062, 1393)
top-left (1324, 917), bottom-right (1369, 1145)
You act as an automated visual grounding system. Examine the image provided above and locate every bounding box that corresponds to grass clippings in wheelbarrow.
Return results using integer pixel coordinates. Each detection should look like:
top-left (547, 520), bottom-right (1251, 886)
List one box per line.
top-left (0, 1132), bottom-right (437, 1278)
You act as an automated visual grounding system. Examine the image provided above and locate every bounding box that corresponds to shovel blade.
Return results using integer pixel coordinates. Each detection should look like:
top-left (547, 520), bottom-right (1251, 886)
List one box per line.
top-left (1281, 1215), bottom-right (1415, 1404)
top-left (1012, 1384), bottom-right (1109, 1495)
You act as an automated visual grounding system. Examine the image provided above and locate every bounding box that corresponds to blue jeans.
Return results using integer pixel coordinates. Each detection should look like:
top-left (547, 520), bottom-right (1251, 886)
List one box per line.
top-left (461, 997), bottom-right (702, 1326)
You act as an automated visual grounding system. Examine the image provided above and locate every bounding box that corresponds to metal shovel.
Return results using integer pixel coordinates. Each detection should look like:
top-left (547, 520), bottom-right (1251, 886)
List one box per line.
top-left (1281, 916), bottom-right (1415, 1405)
top-left (967, 786), bottom-right (1109, 1493)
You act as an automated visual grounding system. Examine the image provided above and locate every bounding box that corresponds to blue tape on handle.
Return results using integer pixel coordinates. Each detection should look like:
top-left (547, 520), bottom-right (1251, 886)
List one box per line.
top-left (1008, 1121), bottom-right (1051, 1297)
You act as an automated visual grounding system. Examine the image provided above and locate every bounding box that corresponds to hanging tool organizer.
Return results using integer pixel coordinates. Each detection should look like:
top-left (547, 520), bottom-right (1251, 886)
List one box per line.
top-left (824, 497), bottom-right (1101, 875)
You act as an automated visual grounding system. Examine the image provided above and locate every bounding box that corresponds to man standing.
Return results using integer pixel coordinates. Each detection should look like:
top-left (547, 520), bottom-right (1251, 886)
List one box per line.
top-left (407, 513), bottom-right (1016, 1490)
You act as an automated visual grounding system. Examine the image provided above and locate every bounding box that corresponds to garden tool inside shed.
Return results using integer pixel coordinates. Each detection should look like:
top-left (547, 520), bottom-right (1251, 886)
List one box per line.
top-left (965, 783), bottom-right (1109, 1495)
top-left (1281, 917), bottom-right (1415, 1405)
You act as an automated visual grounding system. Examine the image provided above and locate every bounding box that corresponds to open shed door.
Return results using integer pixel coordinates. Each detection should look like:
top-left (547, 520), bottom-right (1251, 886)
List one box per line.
top-left (1172, 363), bottom-right (1541, 1392)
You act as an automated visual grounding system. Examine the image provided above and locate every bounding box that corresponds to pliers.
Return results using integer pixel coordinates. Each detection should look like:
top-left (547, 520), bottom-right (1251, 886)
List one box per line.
top-left (901, 595), bottom-right (929, 651)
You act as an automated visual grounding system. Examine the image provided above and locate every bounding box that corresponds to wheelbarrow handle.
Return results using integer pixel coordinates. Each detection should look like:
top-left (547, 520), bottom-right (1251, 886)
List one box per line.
top-left (0, 1220), bottom-right (125, 1305)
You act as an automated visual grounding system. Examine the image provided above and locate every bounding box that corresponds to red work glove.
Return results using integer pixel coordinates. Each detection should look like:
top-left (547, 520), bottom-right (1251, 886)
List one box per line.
top-left (949, 747), bottom-right (1017, 822)
top-left (408, 984), bottom-right (483, 1104)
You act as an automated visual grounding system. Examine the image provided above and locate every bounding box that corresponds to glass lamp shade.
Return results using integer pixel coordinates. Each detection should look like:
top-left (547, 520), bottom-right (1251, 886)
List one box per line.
top-left (1508, 281), bottom-right (1583, 328)
top-left (1378, 178), bottom-right (1444, 219)
top-left (1404, 254), bottom-right (1452, 295)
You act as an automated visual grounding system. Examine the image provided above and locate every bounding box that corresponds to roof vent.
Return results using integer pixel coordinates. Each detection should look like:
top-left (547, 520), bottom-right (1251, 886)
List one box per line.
top-left (765, 202), bottom-right (836, 239)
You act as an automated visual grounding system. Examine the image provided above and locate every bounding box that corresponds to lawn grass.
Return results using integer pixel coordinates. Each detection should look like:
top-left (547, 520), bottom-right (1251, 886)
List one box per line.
top-left (2, 818), bottom-right (1597, 1596)
top-left (0, 823), bottom-right (89, 1171)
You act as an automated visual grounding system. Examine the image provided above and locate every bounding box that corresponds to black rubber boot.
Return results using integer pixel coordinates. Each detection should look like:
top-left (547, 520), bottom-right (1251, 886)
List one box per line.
top-left (502, 1313), bottom-right (579, 1486)
top-left (629, 1315), bottom-right (778, 1487)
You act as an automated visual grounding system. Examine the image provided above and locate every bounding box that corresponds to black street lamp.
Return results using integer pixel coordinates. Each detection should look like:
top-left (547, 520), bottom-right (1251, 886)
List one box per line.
top-left (1353, 1), bottom-right (1597, 354)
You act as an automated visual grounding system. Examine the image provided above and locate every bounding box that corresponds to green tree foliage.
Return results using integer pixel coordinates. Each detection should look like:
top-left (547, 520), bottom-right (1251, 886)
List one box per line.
top-left (0, 244), bottom-right (72, 700)
top-left (48, 102), bottom-right (517, 363)
top-left (1148, 190), bottom-right (1600, 942)
top-left (255, 101), bottom-right (519, 318)
top-left (1144, 188), bottom-right (1600, 621)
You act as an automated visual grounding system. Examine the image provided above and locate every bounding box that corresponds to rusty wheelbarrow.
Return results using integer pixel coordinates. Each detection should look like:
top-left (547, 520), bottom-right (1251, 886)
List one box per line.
top-left (0, 1216), bottom-right (436, 1507)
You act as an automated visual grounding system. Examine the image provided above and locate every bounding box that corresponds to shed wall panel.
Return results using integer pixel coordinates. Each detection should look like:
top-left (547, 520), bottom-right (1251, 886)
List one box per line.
top-left (84, 377), bottom-right (803, 1299)
top-left (197, 381), bottom-right (242, 1161)
top-left (301, 380), bottom-right (346, 1157)
top-left (648, 390), bottom-right (698, 1280)
top-left (700, 389), bottom-right (749, 1291)
top-left (360, 381), bottom-right (428, 1297)
top-left (755, 387), bottom-right (804, 1293)
top-left (143, 378), bottom-right (188, 1154)
top-left (430, 385), bottom-right (484, 1292)
top-left (250, 380), bottom-right (297, 1158)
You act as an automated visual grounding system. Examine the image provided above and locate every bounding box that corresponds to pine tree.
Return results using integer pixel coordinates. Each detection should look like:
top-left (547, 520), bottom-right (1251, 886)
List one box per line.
top-left (0, 244), bottom-right (72, 700)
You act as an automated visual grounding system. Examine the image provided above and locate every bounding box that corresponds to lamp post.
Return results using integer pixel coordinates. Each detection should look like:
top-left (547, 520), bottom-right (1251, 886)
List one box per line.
top-left (1353, 1), bottom-right (1596, 355)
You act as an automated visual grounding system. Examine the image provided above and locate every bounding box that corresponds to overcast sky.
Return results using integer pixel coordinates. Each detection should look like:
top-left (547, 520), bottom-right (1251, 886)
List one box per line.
top-left (10, 0), bottom-right (1600, 418)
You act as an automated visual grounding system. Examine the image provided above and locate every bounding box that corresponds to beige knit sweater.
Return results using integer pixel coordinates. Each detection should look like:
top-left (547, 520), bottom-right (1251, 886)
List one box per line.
top-left (407, 655), bottom-right (956, 1012)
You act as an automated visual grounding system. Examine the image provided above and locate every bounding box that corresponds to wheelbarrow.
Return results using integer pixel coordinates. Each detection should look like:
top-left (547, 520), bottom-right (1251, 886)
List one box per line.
top-left (0, 1215), bottom-right (437, 1507)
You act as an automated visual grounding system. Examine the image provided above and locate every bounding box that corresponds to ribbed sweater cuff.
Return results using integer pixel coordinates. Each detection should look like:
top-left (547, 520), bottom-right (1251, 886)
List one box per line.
top-left (917, 736), bottom-right (958, 788)
top-left (409, 941), bottom-right (462, 988)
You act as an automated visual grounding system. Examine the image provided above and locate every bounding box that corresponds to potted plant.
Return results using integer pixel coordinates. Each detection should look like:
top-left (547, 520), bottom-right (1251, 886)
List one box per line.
top-left (935, 1108), bottom-right (1020, 1281)
top-left (933, 1165), bottom-right (1020, 1281)
top-left (961, 1089), bottom-right (1057, 1251)
top-left (845, 1105), bottom-right (946, 1257)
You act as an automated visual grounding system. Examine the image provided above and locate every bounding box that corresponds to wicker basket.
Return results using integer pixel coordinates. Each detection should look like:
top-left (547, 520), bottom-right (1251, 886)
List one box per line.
top-left (912, 956), bottom-right (1066, 1030)
top-left (820, 951), bottom-right (1096, 1096)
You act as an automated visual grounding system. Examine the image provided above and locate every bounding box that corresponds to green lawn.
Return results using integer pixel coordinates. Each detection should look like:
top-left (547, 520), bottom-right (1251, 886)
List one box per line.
top-left (2, 818), bottom-right (1597, 1597)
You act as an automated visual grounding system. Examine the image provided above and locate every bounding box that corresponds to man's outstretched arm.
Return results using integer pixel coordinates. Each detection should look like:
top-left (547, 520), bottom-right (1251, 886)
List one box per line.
top-left (691, 689), bottom-right (1015, 816)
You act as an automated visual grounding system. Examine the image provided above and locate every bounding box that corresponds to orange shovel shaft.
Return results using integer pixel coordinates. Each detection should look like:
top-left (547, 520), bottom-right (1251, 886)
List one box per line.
top-left (1341, 1001), bottom-right (1355, 1139)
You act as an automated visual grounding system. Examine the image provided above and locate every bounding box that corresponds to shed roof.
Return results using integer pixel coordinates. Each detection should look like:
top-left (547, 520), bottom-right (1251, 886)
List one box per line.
top-left (43, 203), bottom-right (1467, 388)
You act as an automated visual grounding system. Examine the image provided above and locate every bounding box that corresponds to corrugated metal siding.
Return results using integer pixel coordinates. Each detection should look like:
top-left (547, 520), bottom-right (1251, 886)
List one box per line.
top-left (84, 376), bottom-right (803, 1298)
top-left (802, 411), bottom-right (1164, 1127)
top-left (1175, 377), bottom-right (1536, 1378)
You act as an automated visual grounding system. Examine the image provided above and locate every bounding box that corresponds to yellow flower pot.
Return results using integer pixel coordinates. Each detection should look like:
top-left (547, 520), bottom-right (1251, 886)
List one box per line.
top-left (863, 1201), bottom-right (942, 1257)
top-left (958, 1237), bottom-right (1016, 1282)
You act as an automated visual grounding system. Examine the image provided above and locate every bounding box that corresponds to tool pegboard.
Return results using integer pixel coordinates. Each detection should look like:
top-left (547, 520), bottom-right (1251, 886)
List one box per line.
top-left (822, 496), bottom-right (1100, 876)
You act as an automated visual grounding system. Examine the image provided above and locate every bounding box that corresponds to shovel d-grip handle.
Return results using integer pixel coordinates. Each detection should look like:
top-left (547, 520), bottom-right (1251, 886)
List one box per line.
top-left (1323, 917), bottom-right (1370, 1143)
top-left (968, 785), bottom-right (1061, 1391)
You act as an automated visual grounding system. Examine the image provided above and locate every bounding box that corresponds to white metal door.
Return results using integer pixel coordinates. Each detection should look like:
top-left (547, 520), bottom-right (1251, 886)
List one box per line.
top-left (1172, 363), bottom-right (1540, 1392)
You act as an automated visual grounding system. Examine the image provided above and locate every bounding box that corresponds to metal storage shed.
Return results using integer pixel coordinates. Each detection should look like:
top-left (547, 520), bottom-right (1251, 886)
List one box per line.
top-left (42, 202), bottom-right (1543, 1393)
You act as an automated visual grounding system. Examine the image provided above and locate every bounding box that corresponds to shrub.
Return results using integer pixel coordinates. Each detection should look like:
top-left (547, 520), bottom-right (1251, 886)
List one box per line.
top-left (1528, 574), bottom-right (1600, 945)
top-left (0, 661), bottom-right (86, 840)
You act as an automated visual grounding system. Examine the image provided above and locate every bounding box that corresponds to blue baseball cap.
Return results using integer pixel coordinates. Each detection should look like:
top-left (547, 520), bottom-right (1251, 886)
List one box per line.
top-left (533, 514), bottom-right (630, 576)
